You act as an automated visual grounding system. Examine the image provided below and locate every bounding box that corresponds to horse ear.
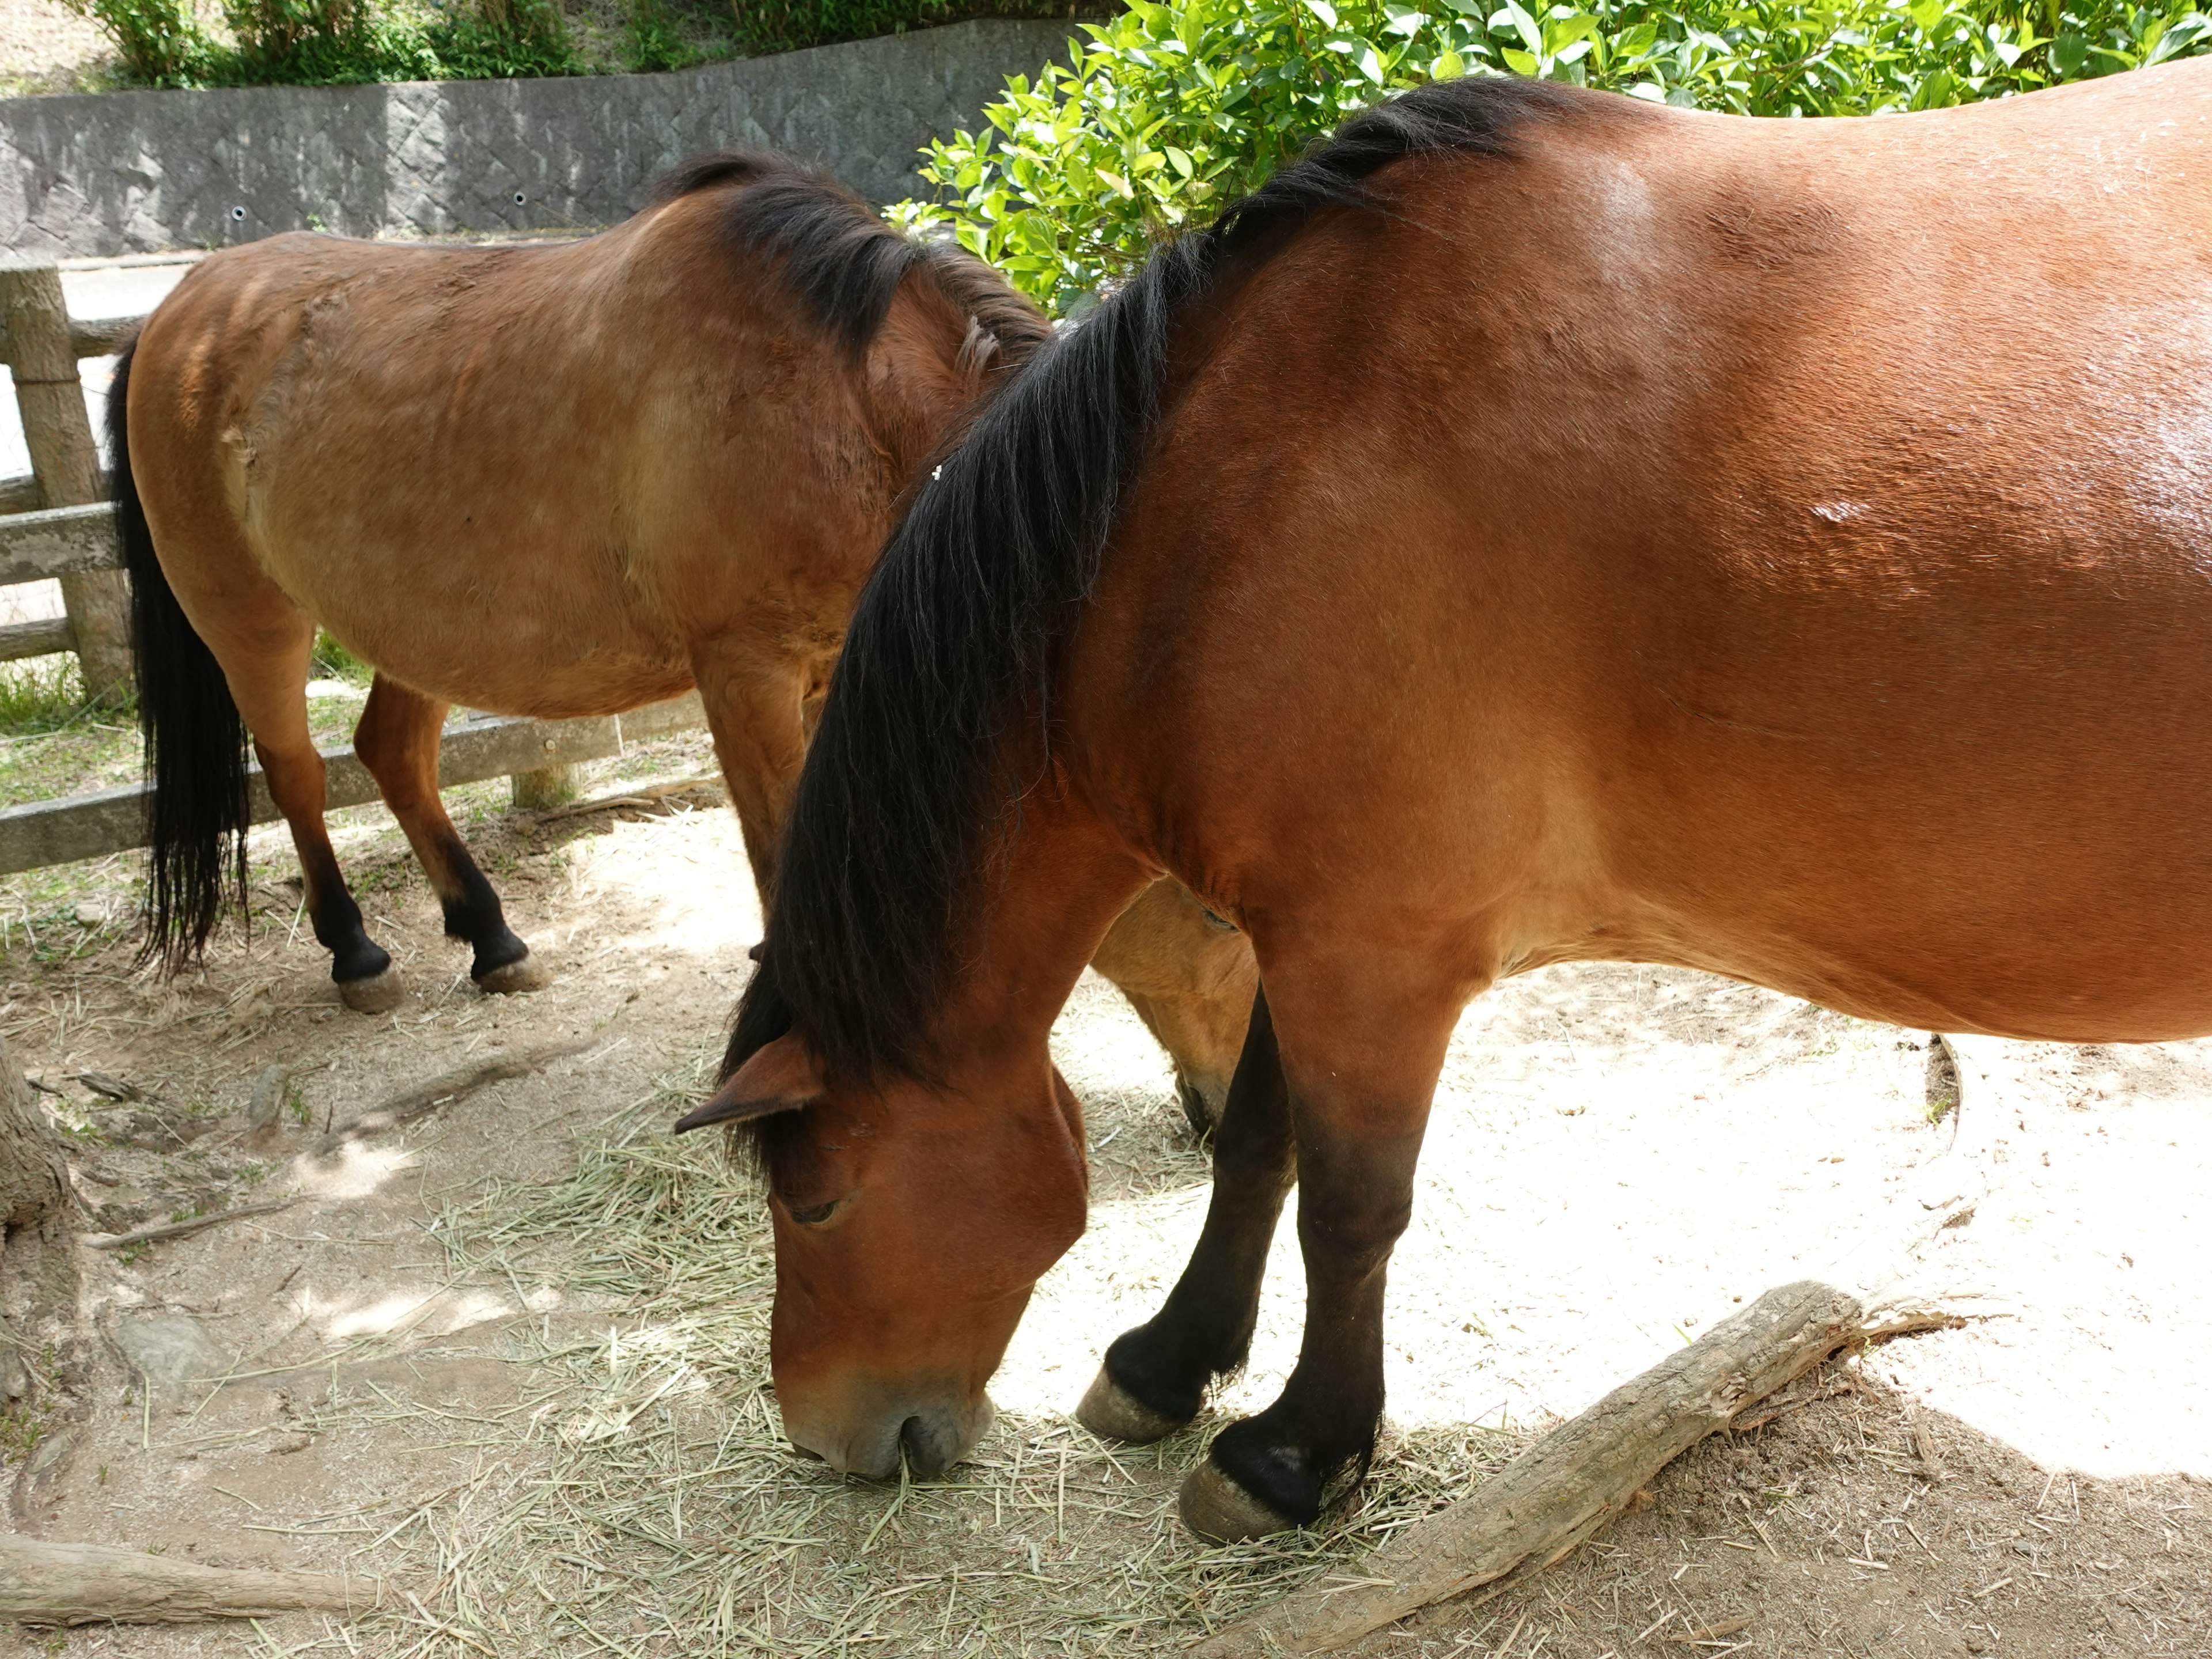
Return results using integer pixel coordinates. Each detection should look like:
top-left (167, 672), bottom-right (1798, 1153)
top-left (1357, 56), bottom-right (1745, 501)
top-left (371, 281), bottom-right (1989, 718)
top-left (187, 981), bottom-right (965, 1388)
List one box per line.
top-left (673, 1033), bottom-right (827, 1132)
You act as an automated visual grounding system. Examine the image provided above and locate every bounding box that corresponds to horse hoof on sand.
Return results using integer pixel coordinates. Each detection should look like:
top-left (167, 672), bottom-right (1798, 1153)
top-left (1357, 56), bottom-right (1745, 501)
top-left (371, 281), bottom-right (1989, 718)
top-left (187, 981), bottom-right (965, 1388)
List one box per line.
top-left (1179, 1457), bottom-right (1300, 1542)
top-left (1076, 1366), bottom-right (1189, 1445)
top-left (338, 965), bottom-right (407, 1014)
top-left (475, 954), bottom-right (552, 995)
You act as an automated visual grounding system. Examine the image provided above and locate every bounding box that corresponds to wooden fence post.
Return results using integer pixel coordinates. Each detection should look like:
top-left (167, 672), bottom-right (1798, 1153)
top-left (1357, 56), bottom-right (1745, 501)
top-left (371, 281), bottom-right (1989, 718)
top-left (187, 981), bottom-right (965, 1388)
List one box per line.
top-left (510, 763), bottom-right (581, 809)
top-left (0, 254), bottom-right (132, 699)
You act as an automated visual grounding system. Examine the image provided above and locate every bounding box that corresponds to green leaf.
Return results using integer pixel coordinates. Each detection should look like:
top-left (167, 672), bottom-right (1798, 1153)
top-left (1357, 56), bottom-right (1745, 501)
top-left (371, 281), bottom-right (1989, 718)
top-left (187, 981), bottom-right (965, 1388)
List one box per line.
top-left (891, 0), bottom-right (2212, 315)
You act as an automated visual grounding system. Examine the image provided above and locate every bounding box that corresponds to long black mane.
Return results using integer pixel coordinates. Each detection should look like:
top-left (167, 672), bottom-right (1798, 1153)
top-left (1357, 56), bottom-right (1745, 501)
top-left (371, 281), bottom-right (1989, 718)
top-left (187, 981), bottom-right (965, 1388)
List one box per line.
top-left (724, 77), bottom-right (1594, 1090)
top-left (652, 151), bottom-right (1050, 366)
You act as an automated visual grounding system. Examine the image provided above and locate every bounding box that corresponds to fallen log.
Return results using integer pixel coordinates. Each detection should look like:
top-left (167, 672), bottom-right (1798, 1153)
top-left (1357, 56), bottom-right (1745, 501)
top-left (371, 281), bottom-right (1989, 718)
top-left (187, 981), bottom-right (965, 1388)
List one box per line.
top-left (81, 1200), bottom-right (296, 1252)
top-left (313, 1037), bottom-right (599, 1156)
top-left (0, 1532), bottom-right (391, 1624)
top-left (1194, 1279), bottom-right (1963, 1657)
top-left (1195, 1033), bottom-right (2008, 1657)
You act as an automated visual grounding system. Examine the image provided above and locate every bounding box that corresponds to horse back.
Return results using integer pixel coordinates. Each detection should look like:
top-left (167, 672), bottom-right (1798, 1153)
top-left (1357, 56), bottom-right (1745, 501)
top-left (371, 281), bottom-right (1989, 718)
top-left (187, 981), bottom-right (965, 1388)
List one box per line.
top-left (125, 187), bottom-right (904, 718)
top-left (1070, 60), bottom-right (2212, 1042)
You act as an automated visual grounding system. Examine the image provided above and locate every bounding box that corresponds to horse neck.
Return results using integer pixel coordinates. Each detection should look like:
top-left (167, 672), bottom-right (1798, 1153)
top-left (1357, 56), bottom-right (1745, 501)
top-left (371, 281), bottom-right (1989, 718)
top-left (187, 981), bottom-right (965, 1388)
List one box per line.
top-left (862, 279), bottom-right (987, 491)
top-left (928, 777), bottom-right (1154, 1077)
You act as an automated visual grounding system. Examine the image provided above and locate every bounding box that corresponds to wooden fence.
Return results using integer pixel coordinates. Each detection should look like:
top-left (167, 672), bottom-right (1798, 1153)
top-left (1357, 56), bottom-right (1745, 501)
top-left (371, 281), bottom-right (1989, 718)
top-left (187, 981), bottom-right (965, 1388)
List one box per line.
top-left (0, 252), bottom-right (712, 878)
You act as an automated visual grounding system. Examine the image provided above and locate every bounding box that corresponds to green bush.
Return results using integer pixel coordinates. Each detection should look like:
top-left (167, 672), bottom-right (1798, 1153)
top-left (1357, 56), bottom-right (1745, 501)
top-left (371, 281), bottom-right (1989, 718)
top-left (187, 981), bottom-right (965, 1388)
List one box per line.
top-left (69, 0), bottom-right (578, 84)
top-left (731, 0), bottom-right (1080, 55)
top-left (419, 0), bottom-right (577, 77)
top-left (893, 0), bottom-right (2212, 310)
top-left (221, 0), bottom-right (402, 79)
top-left (627, 0), bottom-right (702, 68)
top-left (63, 0), bottom-right (213, 84)
top-left (69, 0), bottom-right (1058, 85)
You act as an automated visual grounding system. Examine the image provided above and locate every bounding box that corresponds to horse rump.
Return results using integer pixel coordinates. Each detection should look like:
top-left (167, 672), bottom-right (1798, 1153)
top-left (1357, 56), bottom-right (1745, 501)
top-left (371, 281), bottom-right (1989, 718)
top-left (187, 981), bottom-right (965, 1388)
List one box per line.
top-left (111, 338), bottom-right (251, 969)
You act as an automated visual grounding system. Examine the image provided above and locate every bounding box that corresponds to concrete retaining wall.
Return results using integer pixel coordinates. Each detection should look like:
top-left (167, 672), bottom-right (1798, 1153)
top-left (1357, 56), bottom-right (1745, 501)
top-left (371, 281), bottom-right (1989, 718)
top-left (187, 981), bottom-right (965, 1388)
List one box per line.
top-left (1, 19), bottom-right (1073, 256)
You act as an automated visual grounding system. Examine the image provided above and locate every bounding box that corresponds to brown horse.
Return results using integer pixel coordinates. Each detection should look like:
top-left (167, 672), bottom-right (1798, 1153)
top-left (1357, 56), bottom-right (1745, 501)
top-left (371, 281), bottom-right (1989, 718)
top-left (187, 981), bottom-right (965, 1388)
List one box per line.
top-left (679, 62), bottom-right (2212, 1535)
top-left (110, 154), bottom-right (1253, 1118)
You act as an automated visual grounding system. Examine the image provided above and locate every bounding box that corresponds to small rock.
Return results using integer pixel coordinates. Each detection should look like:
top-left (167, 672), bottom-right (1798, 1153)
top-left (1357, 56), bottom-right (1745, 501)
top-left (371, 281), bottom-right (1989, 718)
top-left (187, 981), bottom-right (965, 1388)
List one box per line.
top-left (246, 1065), bottom-right (291, 1131)
top-left (267, 1432), bottom-right (314, 1455)
top-left (113, 1312), bottom-right (230, 1405)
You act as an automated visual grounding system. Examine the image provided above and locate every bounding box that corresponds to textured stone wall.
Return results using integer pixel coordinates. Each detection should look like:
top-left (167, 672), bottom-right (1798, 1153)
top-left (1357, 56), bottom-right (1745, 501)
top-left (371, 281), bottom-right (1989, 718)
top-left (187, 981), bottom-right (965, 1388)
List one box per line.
top-left (0, 20), bottom-right (1073, 256)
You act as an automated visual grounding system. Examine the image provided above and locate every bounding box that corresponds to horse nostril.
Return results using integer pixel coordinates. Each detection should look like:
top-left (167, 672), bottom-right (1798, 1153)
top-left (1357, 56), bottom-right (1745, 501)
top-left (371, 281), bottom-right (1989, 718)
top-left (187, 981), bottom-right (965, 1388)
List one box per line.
top-left (899, 1414), bottom-right (948, 1476)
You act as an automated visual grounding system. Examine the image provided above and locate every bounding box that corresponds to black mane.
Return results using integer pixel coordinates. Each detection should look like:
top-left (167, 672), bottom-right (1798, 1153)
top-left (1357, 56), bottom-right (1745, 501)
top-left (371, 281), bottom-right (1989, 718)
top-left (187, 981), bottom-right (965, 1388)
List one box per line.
top-left (652, 150), bottom-right (1049, 365)
top-left (724, 77), bottom-right (1599, 1091)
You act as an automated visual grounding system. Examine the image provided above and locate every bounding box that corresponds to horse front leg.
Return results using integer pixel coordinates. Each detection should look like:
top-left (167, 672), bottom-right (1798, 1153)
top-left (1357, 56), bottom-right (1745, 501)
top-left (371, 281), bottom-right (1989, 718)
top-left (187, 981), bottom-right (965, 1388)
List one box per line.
top-left (353, 674), bottom-right (544, 993)
top-left (688, 637), bottom-right (812, 919)
top-left (1176, 955), bottom-right (1464, 1540)
top-left (1077, 988), bottom-right (1293, 1442)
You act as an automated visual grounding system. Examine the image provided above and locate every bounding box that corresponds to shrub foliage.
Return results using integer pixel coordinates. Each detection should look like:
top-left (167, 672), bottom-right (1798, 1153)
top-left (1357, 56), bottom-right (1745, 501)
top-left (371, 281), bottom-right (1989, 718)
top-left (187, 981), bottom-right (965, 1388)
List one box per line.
top-left (67, 0), bottom-right (1075, 86)
top-left (66, 0), bottom-right (577, 84)
top-left (893, 0), bottom-right (2212, 310)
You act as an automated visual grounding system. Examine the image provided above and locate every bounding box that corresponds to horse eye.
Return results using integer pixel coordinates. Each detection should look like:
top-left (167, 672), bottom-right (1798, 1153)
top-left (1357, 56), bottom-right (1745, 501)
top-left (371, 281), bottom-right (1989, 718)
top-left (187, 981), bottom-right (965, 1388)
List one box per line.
top-left (785, 1198), bottom-right (839, 1226)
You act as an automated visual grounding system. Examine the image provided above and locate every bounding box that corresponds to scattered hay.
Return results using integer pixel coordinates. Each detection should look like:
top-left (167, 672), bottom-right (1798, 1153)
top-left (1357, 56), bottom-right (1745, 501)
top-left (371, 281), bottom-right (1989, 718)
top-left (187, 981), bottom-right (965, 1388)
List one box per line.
top-left (289, 1072), bottom-right (1526, 1657)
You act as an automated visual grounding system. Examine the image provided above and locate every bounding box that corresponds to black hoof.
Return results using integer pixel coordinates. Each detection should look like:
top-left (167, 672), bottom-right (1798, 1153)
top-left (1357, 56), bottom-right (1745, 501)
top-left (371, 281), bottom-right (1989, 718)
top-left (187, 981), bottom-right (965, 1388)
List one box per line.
top-left (1076, 1365), bottom-right (1190, 1444)
top-left (467, 926), bottom-right (533, 980)
top-left (1197, 1411), bottom-right (1370, 1535)
top-left (331, 935), bottom-right (392, 988)
top-left (337, 964), bottom-right (406, 1014)
top-left (1180, 1452), bottom-right (1302, 1541)
top-left (475, 951), bottom-right (551, 994)
top-left (1092, 1325), bottom-right (1210, 1437)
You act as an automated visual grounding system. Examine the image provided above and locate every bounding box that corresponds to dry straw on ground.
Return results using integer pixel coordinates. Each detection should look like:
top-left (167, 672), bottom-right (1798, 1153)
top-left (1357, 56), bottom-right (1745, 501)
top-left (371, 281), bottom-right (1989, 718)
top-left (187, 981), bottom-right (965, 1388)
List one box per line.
top-left (223, 1073), bottom-right (1522, 1658)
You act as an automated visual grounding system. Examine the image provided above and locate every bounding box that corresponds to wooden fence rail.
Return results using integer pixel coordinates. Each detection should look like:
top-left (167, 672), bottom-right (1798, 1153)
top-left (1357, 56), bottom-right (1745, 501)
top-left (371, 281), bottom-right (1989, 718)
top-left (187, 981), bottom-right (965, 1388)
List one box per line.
top-left (0, 693), bottom-right (710, 877)
top-left (0, 502), bottom-right (116, 588)
top-left (0, 257), bottom-right (717, 876)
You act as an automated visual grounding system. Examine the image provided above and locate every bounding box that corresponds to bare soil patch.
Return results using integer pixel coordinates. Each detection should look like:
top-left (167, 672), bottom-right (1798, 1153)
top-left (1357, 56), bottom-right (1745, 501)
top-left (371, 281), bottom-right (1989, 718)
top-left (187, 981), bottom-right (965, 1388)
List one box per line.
top-left (0, 0), bottom-right (111, 95)
top-left (0, 737), bottom-right (2205, 1656)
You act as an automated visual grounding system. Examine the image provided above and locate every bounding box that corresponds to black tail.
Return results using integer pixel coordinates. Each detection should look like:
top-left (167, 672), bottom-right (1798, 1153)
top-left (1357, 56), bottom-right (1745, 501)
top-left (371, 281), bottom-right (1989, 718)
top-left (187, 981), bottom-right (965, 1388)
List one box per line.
top-left (111, 339), bottom-right (251, 970)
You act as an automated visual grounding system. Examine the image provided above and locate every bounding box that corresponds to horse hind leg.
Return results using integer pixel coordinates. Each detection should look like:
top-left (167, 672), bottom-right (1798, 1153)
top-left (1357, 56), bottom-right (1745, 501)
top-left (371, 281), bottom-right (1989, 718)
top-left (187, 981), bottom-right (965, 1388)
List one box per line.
top-left (1090, 879), bottom-right (1260, 1138)
top-left (352, 674), bottom-right (546, 994)
top-left (219, 616), bottom-right (403, 1011)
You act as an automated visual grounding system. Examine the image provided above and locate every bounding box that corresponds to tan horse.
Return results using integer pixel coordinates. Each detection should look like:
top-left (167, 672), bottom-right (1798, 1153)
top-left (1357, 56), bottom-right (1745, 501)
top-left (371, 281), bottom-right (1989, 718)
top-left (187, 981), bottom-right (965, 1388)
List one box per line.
top-left (112, 154), bottom-right (1253, 1115)
top-left (683, 63), bottom-right (2212, 1535)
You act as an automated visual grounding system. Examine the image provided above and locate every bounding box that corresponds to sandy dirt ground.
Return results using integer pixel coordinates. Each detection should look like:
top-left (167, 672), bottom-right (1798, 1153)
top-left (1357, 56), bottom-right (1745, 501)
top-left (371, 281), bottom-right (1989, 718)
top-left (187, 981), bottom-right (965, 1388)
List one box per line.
top-left (0, 745), bottom-right (2206, 1656)
top-left (0, 0), bottom-right (111, 94)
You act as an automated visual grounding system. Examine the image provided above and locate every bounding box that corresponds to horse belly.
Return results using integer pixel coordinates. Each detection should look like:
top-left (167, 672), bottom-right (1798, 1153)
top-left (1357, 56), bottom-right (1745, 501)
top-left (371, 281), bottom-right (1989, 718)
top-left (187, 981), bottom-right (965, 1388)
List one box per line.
top-left (234, 312), bottom-right (697, 718)
top-left (254, 512), bottom-right (695, 720)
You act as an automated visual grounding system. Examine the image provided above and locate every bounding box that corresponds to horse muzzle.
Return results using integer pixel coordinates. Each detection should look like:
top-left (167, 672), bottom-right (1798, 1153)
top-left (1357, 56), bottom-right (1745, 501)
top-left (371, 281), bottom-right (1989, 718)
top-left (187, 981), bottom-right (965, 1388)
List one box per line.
top-left (783, 1385), bottom-right (997, 1479)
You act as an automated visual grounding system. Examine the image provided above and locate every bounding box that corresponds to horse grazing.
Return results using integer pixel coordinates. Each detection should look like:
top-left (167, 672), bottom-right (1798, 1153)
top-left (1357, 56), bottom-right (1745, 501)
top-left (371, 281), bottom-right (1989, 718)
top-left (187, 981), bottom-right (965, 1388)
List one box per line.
top-left (679, 62), bottom-right (2212, 1536)
top-left (109, 152), bottom-right (1254, 1116)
